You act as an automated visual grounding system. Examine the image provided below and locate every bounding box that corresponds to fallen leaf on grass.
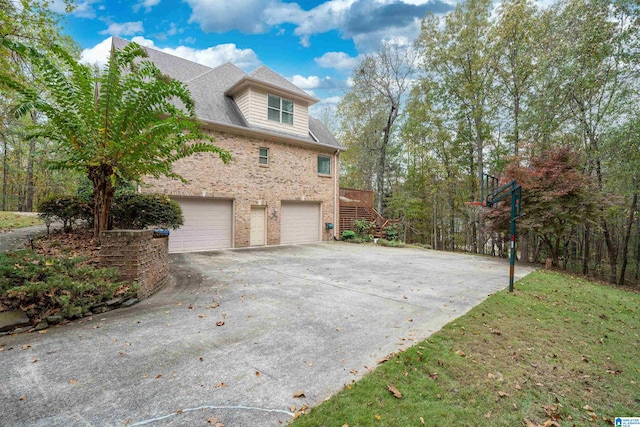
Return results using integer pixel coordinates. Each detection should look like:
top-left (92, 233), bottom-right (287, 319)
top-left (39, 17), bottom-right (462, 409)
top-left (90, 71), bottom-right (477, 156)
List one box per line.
top-left (419, 417), bottom-right (425, 425)
top-left (455, 349), bottom-right (466, 357)
top-left (498, 391), bottom-right (509, 397)
top-left (387, 385), bottom-right (402, 399)
top-left (515, 384), bottom-right (522, 390)
top-left (524, 419), bottom-right (537, 427)
top-left (484, 412), bottom-right (491, 418)
top-left (374, 414), bottom-right (381, 420)
top-left (293, 390), bottom-right (306, 398)
top-left (429, 372), bottom-right (438, 380)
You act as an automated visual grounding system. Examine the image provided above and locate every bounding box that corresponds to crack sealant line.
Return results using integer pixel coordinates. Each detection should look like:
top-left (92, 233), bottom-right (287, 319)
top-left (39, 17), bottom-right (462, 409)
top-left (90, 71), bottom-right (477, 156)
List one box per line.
top-left (128, 405), bottom-right (294, 426)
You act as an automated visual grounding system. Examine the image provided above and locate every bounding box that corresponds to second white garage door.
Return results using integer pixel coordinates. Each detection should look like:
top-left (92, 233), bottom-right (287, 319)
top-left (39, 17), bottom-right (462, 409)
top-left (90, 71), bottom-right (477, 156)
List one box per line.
top-left (169, 198), bottom-right (233, 253)
top-left (280, 201), bottom-right (321, 245)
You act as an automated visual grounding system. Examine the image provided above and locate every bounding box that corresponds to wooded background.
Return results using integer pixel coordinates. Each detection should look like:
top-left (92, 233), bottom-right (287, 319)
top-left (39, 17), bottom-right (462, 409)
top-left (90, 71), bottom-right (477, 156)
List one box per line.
top-left (332, 0), bottom-right (640, 286)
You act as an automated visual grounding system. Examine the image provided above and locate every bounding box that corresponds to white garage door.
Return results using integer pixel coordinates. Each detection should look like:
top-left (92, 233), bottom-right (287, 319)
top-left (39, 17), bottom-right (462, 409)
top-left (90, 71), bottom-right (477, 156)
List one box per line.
top-left (280, 202), bottom-right (321, 245)
top-left (169, 198), bottom-right (233, 253)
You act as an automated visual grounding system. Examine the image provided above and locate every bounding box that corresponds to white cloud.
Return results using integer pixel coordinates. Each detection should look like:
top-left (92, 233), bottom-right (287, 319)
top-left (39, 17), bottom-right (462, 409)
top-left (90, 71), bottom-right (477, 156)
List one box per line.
top-left (100, 21), bottom-right (144, 37)
top-left (315, 51), bottom-right (359, 71)
top-left (185, 0), bottom-right (277, 33)
top-left (80, 37), bottom-right (113, 67)
top-left (290, 75), bottom-right (346, 90)
top-left (133, 0), bottom-right (161, 13)
top-left (81, 37), bottom-right (262, 71)
top-left (50, 0), bottom-right (99, 18)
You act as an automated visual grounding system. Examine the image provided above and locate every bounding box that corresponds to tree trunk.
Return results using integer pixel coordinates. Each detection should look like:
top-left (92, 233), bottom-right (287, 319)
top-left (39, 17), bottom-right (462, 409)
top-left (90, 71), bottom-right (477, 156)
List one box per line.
top-left (602, 218), bottom-right (618, 284)
top-left (582, 224), bottom-right (591, 275)
top-left (449, 190), bottom-right (455, 251)
top-left (89, 164), bottom-right (116, 239)
top-left (2, 136), bottom-right (7, 211)
top-left (618, 192), bottom-right (637, 286)
top-left (475, 114), bottom-right (484, 254)
top-left (25, 138), bottom-right (36, 212)
top-left (376, 104), bottom-right (397, 216)
top-left (521, 230), bottom-right (529, 263)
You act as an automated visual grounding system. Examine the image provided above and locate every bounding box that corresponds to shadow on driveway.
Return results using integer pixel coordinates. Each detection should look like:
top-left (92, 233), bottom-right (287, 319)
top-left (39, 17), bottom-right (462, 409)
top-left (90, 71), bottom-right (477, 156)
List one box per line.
top-left (0, 242), bottom-right (535, 426)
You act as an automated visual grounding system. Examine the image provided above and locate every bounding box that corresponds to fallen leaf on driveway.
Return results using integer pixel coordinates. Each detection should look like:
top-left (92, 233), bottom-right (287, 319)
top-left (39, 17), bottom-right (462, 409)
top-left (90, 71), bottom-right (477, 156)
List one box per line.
top-left (293, 390), bottom-right (306, 398)
top-left (377, 353), bottom-right (394, 364)
top-left (255, 371), bottom-right (260, 377)
top-left (19, 394), bottom-right (26, 401)
top-left (387, 385), bottom-right (402, 398)
top-left (69, 379), bottom-right (77, 384)
top-left (21, 344), bottom-right (31, 350)
top-left (155, 374), bottom-right (162, 379)
top-left (216, 321), bottom-right (225, 326)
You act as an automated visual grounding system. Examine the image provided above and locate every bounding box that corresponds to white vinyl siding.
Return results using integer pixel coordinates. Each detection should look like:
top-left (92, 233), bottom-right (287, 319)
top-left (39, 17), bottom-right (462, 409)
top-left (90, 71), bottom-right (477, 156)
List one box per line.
top-left (169, 198), bottom-right (233, 253)
top-left (280, 202), bottom-right (321, 245)
top-left (234, 87), bottom-right (309, 137)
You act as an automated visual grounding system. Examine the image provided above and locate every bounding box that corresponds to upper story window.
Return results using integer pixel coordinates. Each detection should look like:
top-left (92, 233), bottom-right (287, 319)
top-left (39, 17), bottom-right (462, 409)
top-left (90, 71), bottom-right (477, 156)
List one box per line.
top-left (268, 94), bottom-right (294, 125)
top-left (259, 147), bottom-right (269, 165)
top-left (318, 155), bottom-right (331, 176)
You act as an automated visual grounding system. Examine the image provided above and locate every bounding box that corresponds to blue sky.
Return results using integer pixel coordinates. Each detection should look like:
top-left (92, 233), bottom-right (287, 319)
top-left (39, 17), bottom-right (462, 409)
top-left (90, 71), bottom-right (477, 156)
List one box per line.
top-left (53, 0), bottom-right (455, 114)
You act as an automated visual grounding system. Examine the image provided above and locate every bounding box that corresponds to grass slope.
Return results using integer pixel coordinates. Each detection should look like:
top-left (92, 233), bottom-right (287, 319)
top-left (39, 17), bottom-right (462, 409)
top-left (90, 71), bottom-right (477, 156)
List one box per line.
top-left (293, 271), bottom-right (640, 427)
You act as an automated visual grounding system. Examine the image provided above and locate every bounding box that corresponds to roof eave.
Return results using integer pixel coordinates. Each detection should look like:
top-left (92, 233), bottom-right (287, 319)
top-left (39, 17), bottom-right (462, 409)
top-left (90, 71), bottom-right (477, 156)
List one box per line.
top-left (225, 76), bottom-right (319, 105)
top-left (199, 118), bottom-right (345, 152)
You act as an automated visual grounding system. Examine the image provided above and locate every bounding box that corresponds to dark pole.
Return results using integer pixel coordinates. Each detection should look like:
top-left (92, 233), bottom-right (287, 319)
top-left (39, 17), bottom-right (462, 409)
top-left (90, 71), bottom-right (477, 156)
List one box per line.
top-left (509, 183), bottom-right (517, 292)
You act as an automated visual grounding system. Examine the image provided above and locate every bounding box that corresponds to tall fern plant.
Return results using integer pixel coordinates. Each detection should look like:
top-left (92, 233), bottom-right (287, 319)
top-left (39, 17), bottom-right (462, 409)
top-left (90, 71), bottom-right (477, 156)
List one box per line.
top-left (0, 39), bottom-right (230, 238)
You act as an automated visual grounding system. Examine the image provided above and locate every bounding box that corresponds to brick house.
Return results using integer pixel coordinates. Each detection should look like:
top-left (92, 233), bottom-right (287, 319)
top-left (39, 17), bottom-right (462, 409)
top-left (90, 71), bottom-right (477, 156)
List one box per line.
top-left (111, 38), bottom-right (344, 253)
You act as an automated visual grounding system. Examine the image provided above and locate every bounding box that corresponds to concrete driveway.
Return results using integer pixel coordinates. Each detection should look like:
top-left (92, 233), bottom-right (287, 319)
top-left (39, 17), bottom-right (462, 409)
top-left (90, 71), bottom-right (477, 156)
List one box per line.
top-left (0, 242), bottom-right (535, 426)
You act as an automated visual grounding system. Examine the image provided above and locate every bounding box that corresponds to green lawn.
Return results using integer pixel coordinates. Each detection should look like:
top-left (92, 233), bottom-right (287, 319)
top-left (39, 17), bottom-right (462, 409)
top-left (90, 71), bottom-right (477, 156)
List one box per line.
top-left (0, 212), bottom-right (43, 231)
top-left (292, 271), bottom-right (640, 427)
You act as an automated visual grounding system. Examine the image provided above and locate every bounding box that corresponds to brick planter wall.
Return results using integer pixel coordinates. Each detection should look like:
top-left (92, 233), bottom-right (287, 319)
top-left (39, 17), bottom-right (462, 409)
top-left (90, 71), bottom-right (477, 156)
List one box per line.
top-left (99, 230), bottom-right (169, 299)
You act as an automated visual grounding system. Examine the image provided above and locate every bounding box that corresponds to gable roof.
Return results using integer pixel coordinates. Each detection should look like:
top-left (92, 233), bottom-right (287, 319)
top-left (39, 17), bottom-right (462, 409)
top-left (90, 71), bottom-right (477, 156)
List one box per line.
top-left (110, 37), bottom-right (342, 151)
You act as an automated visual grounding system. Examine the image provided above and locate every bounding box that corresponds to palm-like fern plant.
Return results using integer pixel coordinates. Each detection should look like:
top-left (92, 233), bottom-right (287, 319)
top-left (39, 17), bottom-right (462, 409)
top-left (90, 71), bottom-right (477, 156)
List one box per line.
top-left (0, 39), bottom-right (230, 238)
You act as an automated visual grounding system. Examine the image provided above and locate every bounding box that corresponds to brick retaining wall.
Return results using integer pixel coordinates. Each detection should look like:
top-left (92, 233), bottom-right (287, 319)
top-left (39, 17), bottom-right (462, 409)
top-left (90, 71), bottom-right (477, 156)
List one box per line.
top-left (99, 230), bottom-right (169, 299)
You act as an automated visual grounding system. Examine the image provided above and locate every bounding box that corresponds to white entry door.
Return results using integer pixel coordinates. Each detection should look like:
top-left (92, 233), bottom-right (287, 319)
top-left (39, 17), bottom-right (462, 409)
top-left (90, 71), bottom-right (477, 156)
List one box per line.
top-left (250, 206), bottom-right (266, 246)
top-left (169, 198), bottom-right (233, 253)
top-left (280, 202), bottom-right (321, 245)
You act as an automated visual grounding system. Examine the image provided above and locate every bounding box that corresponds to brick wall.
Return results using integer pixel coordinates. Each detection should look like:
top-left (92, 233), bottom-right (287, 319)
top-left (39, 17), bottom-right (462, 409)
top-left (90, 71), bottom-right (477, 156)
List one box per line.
top-left (141, 128), bottom-right (340, 247)
top-left (99, 230), bottom-right (169, 299)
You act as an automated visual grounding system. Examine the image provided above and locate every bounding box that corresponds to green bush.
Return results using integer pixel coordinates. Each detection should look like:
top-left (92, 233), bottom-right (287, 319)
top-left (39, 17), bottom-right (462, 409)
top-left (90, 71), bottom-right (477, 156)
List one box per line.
top-left (354, 218), bottom-right (376, 236)
top-left (111, 194), bottom-right (184, 230)
top-left (38, 196), bottom-right (92, 232)
top-left (0, 250), bottom-right (137, 321)
top-left (341, 230), bottom-right (356, 240)
top-left (383, 223), bottom-right (401, 241)
top-left (377, 238), bottom-right (405, 248)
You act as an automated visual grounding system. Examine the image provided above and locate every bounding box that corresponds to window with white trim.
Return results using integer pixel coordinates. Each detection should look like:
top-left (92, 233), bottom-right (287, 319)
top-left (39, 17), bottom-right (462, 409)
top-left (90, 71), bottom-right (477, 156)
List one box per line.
top-left (318, 155), bottom-right (331, 175)
top-left (268, 94), bottom-right (294, 125)
top-left (259, 147), bottom-right (269, 165)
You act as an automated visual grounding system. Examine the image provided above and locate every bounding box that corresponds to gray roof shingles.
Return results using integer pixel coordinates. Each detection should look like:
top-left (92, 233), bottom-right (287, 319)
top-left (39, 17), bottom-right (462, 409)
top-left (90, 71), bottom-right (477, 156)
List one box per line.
top-left (111, 37), bottom-right (342, 150)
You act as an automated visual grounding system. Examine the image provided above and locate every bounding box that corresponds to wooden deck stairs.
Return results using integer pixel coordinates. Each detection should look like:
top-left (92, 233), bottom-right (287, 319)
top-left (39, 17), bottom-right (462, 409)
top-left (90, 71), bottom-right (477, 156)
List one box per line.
top-left (339, 188), bottom-right (398, 238)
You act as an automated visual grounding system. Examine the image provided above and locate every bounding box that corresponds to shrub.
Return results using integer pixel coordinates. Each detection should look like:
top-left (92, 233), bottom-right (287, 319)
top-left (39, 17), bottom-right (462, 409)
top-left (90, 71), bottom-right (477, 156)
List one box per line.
top-left (111, 194), bottom-right (184, 230)
top-left (354, 218), bottom-right (376, 236)
top-left (0, 250), bottom-right (137, 321)
top-left (341, 230), bottom-right (356, 240)
top-left (377, 238), bottom-right (405, 248)
top-left (383, 223), bottom-right (401, 241)
top-left (38, 196), bottom-right (91, 232)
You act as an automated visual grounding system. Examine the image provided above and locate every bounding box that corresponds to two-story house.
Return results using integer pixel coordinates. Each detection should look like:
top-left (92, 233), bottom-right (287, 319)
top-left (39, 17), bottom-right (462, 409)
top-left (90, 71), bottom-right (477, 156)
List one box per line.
top-left (111, 38), bottom-right (344, 253)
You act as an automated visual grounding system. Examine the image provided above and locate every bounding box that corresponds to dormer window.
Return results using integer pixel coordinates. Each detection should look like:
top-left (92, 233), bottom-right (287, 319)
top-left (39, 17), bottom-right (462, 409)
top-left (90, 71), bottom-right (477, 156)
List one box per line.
top-left (268, 94), bottom-right (294, 125)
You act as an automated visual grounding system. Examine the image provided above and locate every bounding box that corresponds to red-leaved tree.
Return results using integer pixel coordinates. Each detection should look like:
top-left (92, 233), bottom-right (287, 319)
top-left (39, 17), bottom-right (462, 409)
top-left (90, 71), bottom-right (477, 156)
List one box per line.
top-left (487, 147), bottom-right (600, 266)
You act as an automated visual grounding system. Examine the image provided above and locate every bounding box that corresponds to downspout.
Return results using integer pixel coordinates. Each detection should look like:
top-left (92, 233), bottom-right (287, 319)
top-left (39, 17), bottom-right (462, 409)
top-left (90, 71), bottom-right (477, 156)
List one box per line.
top-left (334, 150), bottom-right (340, 240)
